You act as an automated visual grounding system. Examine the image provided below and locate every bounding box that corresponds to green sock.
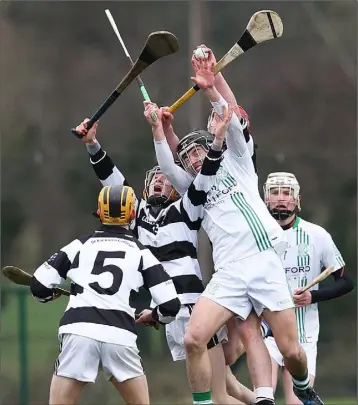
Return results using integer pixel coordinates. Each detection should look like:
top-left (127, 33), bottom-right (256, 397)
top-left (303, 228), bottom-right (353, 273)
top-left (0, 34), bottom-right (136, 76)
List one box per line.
top-left (192, 391), bottom-right (213, 405)
top-left (292, 371), bottom-right (310, 391)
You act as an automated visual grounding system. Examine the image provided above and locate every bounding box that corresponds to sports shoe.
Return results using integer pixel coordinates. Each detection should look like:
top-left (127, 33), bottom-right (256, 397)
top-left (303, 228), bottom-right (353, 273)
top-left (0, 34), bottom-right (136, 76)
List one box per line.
top-left (293, 386), bottom-right (324, 405)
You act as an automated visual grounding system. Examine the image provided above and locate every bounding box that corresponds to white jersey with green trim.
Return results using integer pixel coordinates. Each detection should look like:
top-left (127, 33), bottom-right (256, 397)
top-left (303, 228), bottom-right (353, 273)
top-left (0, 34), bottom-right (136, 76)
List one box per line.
top-left (282, 216), bottom-right (345, 343)
top-left (202, 97), bottom-right (286, 267)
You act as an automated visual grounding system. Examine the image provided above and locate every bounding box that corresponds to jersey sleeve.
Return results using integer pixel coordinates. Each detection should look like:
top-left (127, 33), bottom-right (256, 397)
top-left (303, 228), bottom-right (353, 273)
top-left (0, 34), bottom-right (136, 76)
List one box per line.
top-left (154, 139), bottom-right (194, 195)
top-left (210, 96), bottom-right (249, 158)
top-left (89, 146), bottom-right (129, 188)
top-left (30, 238), bottom-right (83, 302)
top-left (319, 229), bottom-right (345, 272)
top-left (180, 147), bottom-right (223, 228)
top-left (139, 248), bottom-right (180, 324)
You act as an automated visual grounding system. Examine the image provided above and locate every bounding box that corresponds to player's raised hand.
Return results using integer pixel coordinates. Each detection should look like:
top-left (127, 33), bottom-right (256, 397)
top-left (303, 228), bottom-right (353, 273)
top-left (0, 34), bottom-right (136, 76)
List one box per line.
top-left (213, 104), bottom-right (234, 144)
top-left (292, 288), bottom-right (312, 307)
top-left (75, 118), bottom-right (99, 144)
top-left (191, 56), bottom-right (215, 90)
top-left (161, 107), bottom-right (174, 130)
top-left (192, 44), bottom-right (217, 65)
top-left (143, 101), bottom-right (162, 128)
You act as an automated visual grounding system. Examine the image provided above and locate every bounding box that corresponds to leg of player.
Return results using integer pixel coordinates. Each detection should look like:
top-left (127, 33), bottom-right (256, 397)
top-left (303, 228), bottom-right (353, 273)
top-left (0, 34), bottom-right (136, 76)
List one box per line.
top-left (209, 344), bottom-right (244, 405)
top-left (271, 360), bottom-right (280, 394)
top-left (49, 375), bottom-right (86, 405)
top-left (263, 308), bottom-right (321, 404)
top-left (283, 367), bottom-right (316, 405)
top-left (184, 296), bottom-right (234, 405)
top-left (110, 375), bottom-right (150, 404)
top-left (226, 367), bottom-right (256, 405)
top-left (223, 316), bottom-right (266, 405)
top-left (282, 366), bottom-right (315, 405)
top-left (237, 313), bottom-right (274, 401)
top-left (223, 318), bottom-right (246, 366)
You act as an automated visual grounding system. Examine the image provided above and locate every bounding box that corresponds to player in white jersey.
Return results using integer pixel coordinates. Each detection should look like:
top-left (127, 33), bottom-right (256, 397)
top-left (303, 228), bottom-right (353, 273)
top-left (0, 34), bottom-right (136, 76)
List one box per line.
top-left (30, 184), bottom-right (180, 405)
top-left (75, 118), bottom-right (255, 405)
top-left (154, 45), bottom-right (270, 402)
top-left (147, 51), bottom-right (325, 405)
top-left (262, 172), bottom-right (354, 404)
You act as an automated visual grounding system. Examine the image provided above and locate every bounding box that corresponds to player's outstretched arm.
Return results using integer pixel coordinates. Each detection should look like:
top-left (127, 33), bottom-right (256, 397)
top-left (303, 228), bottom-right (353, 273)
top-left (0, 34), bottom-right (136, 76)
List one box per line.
top-left (191, 57), bottom-right (248, 158)
top-left (180, 105), bottom-right (231, 224)
top-left (161, 107), bottom-right (180, 155)
top-left (75, 118), bottom-right (129, 188)
top-left (143, 101), bottom-right (193, 195)
top-left (137, 247), bottom-right (180, 325)
top-left (192, 45), bottom-right (239, 115)
top-left (30, 238), bottom-right (82, 303)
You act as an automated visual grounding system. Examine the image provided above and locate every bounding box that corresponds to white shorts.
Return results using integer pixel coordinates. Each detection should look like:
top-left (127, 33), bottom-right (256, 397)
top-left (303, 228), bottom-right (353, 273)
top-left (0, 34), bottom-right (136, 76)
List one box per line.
top-left (202, 247), bottom-right (294, 320)
top-left (54, 333), bottom-right (144, 383)
top-left (165, 305), bottom-right (228, 361)
top-left (265, 336), bottom-right (317, 377)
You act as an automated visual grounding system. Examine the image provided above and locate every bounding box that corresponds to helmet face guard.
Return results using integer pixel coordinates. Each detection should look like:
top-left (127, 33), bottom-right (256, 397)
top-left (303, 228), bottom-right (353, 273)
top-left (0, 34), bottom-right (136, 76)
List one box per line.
top-left (98, 185), bottom-right (136, 225)
top-left (264, 172), bottom-right (301, 220)
top-left (207, 105), bottom-right (250, 133)
top-left (143, 166), bottom-right (179, 206)
top-left (177, 130), bottom-right (215, 176)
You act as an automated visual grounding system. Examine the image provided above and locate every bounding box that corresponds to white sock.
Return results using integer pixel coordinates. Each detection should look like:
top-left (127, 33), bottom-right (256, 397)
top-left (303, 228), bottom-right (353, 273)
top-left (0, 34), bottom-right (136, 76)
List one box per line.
top-left (292, 374), bottom-right (310, 391)
top-left (254, 386), bottom-right (274, 401)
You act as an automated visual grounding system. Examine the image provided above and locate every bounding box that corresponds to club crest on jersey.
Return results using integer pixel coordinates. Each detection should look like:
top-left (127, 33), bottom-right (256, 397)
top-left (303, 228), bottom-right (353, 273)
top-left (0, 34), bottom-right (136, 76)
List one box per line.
top-left (297, 243), bottom-right (308, 256)
top-left (216, 167), bottom-right (229, 182)
top-left (48, 252), bottom-right (58, 264)
top-left (297, 243), bottom-right (310, 266)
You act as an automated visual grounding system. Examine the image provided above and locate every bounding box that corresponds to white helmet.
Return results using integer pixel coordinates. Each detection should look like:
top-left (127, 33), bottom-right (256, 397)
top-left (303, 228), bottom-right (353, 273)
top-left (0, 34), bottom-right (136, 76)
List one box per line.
top-left (264, 172), bottom-right (301, 220)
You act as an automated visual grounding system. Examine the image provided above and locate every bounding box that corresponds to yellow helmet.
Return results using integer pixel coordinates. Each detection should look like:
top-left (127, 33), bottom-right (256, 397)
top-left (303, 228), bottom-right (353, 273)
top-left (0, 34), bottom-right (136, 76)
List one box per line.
top-left (97, 185), bottom-right (136, 226)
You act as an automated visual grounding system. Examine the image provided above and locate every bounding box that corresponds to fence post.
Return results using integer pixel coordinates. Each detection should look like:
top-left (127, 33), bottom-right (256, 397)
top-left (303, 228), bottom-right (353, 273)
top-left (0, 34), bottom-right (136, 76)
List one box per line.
top-left (18, 289), bottom-right (29, 405)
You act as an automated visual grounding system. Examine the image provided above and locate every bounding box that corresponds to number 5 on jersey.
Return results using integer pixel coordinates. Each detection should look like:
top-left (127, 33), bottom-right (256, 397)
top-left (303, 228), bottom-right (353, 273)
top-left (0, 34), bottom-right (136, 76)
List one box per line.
top-left (89, 251), bottom-right (125, 295)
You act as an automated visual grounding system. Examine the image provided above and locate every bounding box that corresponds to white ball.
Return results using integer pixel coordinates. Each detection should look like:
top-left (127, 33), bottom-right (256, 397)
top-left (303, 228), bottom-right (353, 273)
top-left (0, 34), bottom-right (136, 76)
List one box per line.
top-left (194, 47), bottom-right (208, 60)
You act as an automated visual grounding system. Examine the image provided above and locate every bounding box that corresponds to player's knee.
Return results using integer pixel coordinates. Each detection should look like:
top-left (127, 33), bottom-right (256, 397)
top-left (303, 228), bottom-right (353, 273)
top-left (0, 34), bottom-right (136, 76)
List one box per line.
top-left (279, 341), bottom-right (301, 361)
top-left (184, 328), bottom-right (207, 353)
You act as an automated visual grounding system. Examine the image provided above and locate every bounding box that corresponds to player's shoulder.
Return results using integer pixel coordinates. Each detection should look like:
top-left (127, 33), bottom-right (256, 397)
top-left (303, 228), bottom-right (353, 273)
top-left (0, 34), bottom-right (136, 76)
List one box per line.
top-left (297, 217), bottom-right (331, 238)
top-left (62, 230), bottom-right (97, 248)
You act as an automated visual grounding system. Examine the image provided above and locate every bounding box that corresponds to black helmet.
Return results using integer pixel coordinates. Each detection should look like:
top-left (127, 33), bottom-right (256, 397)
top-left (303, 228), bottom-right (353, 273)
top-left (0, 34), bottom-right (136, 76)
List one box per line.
top-left (177, 130), bottom-right (224, 176)
top-left (177, 130), bottom-right (214, 156)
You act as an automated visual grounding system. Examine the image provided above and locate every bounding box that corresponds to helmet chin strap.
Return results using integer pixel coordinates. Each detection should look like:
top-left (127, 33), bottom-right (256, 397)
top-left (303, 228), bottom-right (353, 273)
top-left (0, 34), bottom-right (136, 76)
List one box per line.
top-left (146, 195), bottom-right (169, 208)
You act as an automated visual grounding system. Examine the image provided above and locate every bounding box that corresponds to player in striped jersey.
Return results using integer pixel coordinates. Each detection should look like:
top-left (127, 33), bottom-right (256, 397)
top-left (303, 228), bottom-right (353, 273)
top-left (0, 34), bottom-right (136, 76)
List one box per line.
top-left (262, 172), bottom-right (354, 405)
top-left (30, 184), bottom-right (180, 405)
top-left (75, 112), bottom-right (255, 404)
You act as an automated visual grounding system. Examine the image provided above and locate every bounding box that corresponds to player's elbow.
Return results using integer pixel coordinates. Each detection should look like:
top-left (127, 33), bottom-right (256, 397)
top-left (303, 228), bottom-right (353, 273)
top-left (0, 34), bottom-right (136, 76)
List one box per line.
top-left (30, 277), bottom-right (54, 303)
top-left (339, 273), bottom-right (355, 296)
top-left (345, 276), bottom-right (354, 294)
top-left (156, 297), bottom-right (180, 324)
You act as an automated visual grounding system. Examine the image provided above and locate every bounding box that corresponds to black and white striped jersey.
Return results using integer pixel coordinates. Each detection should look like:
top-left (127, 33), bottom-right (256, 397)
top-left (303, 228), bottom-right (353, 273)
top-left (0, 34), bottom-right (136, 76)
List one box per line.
top-left (30, 225), bottom-right (180, 346)
top-left (89, 146), bottom-right (222, 305)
